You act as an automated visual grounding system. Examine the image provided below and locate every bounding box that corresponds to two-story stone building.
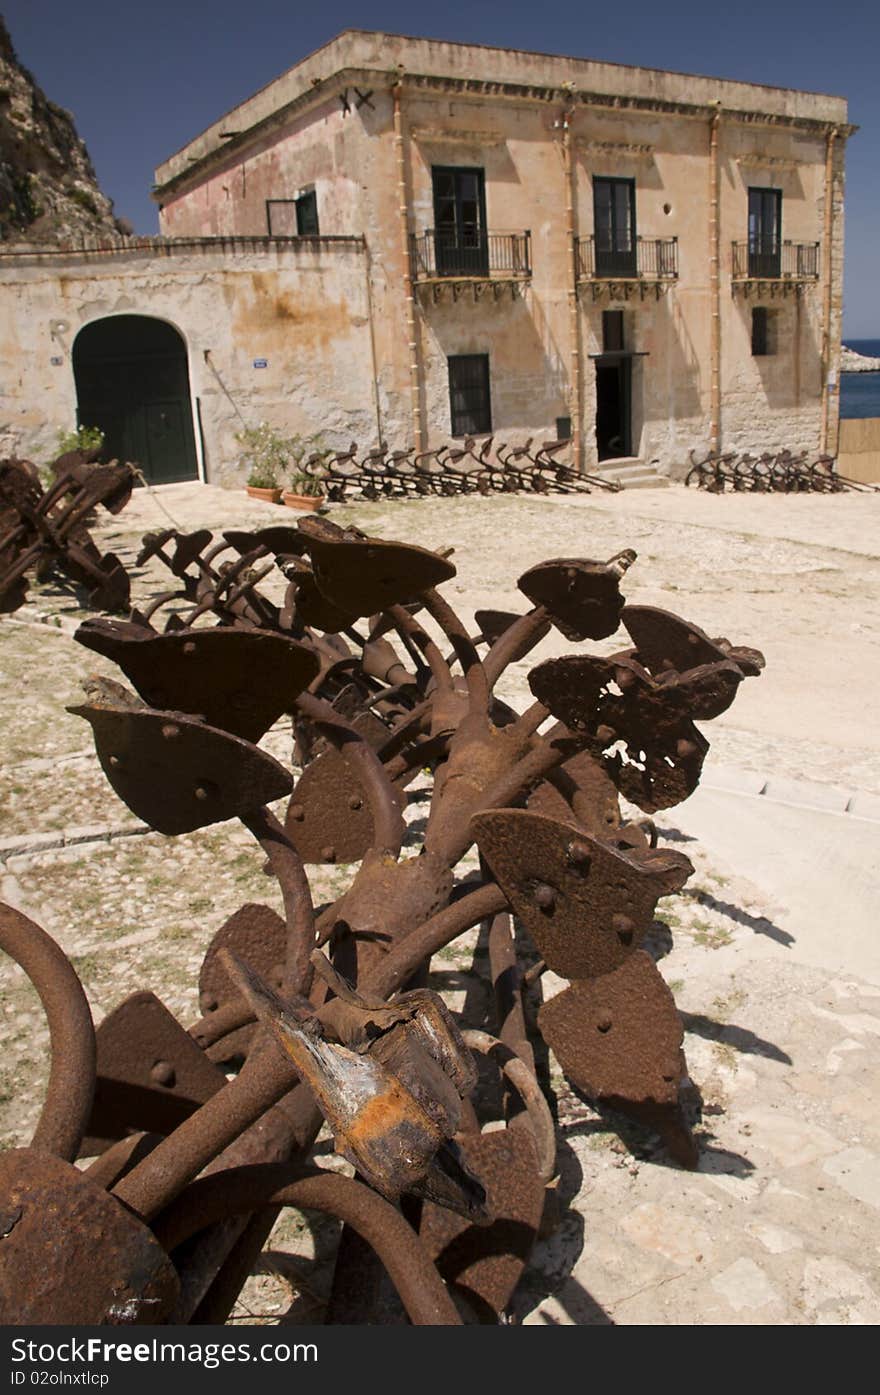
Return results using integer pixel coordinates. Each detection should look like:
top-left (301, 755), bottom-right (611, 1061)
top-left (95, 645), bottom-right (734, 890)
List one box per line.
top-left (0, 31), bottom-right (853, 483)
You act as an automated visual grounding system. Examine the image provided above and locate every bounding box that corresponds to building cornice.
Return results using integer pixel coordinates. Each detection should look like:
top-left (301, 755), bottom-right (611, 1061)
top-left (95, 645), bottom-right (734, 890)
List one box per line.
top-left (152, 67), bottom-right (856, 204)
top-left (0, 234), bottom-right (365, 269)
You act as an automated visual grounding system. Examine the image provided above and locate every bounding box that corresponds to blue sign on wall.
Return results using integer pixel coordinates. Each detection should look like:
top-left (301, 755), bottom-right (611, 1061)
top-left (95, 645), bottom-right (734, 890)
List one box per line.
top-left (253, 358), bottom-right (268, 369)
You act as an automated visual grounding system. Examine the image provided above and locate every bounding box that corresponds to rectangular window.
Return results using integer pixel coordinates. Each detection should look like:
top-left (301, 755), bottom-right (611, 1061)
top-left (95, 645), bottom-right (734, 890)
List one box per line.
top-left (748, 187), bottom-right (781, 277)
top-left (448, 354), bottom-right (491, 436)
top-left (266, 200), bottom-right (296, 235)
top-left (295, 190), bottom-right (319, 236)
top-left (593, 177), bottom-right (637, 277)
top-left (432, 167), bottom-right (488, 275)
top-left (602, 310), bottom-right (625, 353)
top-left (751, 307), bottom-right (778, 356)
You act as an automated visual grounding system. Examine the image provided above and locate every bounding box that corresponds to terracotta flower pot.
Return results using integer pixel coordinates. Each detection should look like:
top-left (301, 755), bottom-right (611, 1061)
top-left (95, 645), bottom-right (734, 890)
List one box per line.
top-left (283, 491), bottom-right (324, 511)
top-left (246, 485), bottom-right (283, 504)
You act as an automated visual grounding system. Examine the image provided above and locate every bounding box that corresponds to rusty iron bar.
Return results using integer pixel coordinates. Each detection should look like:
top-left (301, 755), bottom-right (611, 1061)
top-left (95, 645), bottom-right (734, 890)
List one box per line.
top-left (460, 1030), bottom-right (556, 1183)
top-left (420, 587), bottom-right (489, 713)
top-left (488, 911), bottom-right (535, 1074)
top-left (111, 1041), bottom-right (299, 1222)
top-left (239, 805), bottom-right (315, 995)
top-left (0, 903), bottom-right (96, 1162)
top-left (153, 1166), bottom-right (462, 1325)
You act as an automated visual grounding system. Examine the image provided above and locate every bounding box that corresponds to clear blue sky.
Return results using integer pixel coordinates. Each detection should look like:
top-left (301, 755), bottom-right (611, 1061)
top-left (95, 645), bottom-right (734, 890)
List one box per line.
top-left (4, 0), bottom-right (877, 335)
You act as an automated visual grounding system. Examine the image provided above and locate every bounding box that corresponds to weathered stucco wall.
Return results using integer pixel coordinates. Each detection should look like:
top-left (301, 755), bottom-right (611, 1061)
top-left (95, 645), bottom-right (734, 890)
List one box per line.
top-left (405, 91), bottom-right (571, 445)
top-left (0, 240), bottom-right (384, 483)
top-left (159, 90), bottom-right (416, 452)
top-left (716, 121), bottom-right (826, 453)
top-left (159, 93), bottom-right (365, 240)
top-left (402, 90), bottom-right (830, 462)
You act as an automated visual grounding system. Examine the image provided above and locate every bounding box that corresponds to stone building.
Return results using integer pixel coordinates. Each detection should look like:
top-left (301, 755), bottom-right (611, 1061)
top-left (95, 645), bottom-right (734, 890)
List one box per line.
top-left (0, 31), bottom-right (853, 483)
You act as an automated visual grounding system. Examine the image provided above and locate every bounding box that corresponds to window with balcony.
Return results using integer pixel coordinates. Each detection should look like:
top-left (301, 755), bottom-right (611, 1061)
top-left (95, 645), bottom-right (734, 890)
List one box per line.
top-left (448, 354), bottom-right (491, 436)
top-left (747, 187), bottom-right (781, 278)
top-left (593, 177), bottom-right (637, 277)
top-left (432, 167), bottom-right (488, 276)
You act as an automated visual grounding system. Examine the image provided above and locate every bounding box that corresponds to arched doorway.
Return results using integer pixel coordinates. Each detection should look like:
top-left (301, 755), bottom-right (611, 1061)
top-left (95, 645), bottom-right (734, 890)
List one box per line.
top-left (73, 316), bottom-right (199, 484)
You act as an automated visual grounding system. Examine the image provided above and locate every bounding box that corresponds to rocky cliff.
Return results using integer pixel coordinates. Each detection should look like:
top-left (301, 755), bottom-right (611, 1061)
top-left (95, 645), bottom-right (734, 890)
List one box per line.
top-left (0, 15), bottom-right (122, 243)
top-left (841, 345), bottom-right (880, 374)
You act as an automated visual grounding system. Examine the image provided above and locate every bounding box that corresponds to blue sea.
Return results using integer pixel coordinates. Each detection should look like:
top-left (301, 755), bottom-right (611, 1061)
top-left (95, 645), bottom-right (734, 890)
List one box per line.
top-left (841, 339), bottom-right (880, 419)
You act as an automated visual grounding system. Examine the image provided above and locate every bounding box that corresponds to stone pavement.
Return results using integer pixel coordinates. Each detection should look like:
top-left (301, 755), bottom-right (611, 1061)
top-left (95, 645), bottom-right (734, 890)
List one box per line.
top-left (2, 480), bottom-right (879, 1324)
top-left (518, 783), bottom-right (880, 1324)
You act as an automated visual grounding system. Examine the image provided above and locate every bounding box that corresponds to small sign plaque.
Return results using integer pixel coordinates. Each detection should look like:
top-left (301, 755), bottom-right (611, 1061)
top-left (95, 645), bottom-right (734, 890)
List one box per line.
top-left (253, 358), bottom-right (268, 369)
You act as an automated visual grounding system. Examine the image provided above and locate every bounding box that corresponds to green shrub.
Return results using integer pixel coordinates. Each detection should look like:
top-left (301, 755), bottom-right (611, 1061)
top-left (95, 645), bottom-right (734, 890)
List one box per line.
top-left (245, 461), bottom-right (280, 490)
top-left (56, 424), bottom-right (105, 457)
top-left (68, 187), bottom-right (98, 215)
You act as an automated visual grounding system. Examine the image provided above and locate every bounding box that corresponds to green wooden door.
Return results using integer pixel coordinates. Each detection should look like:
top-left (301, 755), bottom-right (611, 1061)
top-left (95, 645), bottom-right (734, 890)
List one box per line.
top-left (73, 316), bottom-right (198, 484)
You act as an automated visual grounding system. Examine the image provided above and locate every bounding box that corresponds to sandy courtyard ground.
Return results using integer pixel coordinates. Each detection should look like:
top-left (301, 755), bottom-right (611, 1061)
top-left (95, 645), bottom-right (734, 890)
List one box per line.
top-left (1, 480), bottom-right (879, 1325)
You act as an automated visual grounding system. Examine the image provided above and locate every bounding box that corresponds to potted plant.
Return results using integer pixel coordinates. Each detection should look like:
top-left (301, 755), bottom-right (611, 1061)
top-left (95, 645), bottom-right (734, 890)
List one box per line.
top-left (283, 463), bottom-right (327, 511)
top-left (245, 461), bottom-right (282, 504)
top-left (282, 435), bottom-right (328, 510)
top-left (236, 423), bottom-right (287, 504)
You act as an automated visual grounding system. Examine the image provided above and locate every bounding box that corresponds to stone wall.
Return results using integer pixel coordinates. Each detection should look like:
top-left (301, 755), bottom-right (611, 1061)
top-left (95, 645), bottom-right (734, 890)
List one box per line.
top-left (0, 239), bottom-right (381, 482)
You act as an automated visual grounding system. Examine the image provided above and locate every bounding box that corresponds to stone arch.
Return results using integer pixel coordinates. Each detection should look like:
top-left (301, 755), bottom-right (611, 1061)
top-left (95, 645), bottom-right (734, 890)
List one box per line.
top-left (73, 315), bottom-right (199, 484)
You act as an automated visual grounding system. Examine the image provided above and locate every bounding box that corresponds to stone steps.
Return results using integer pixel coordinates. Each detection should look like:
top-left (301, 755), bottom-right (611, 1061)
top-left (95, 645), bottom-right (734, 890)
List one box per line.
top-left (594, 457), bottom-right (670, 490)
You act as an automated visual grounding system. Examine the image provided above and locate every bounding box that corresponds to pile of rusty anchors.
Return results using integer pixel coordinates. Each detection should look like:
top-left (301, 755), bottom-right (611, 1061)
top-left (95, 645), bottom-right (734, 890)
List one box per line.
top-left (0, 522), bottom-right (764, 1324)
top-left (0, 450), bottom-right (136, 614)
top-left (319, 436), bottom-right (621, 501)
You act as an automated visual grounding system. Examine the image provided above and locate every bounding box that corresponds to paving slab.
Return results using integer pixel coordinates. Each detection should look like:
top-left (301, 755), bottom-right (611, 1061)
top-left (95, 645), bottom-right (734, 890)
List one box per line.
top-left (670, 788), bottom-right (880, 986)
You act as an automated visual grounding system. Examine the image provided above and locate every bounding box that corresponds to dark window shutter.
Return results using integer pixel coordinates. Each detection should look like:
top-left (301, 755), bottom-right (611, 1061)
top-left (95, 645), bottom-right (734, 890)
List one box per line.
top-left (295, 191), bottom-right (319, 236)
top-left (752, 307), bottom-right (769, 356)
top-left (448, 355), bottom-right (491, 436)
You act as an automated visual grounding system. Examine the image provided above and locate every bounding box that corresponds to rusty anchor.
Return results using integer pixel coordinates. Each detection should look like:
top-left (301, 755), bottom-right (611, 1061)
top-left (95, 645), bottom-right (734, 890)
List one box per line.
top-left (0, 510), bottom-right (767, 1324)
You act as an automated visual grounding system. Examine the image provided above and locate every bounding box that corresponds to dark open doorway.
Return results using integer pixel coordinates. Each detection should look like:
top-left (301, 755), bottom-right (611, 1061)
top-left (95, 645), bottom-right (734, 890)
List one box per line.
top-left (595, 358), bottom-right (632, 460)
top-left (73, 316), bottom-right (199, 484)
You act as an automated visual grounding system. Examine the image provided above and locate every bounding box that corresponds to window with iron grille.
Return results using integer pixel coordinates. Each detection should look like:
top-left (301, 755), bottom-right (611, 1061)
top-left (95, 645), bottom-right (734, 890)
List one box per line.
top-left (751, 307), bottom-right (777, 356)
top-left (448, 354), bottom-right (491, 437)
top-left (295, 190), bottom-right (319, 236)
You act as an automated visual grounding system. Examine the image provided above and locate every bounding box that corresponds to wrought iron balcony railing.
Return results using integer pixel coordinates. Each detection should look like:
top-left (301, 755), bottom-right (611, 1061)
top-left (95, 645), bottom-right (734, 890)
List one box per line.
top-left (411, 230), bottom-right (531, 280)
top-left (731, 241), bottom-right (820, 281)
top-left (576, 236), bottom-right (679, 281)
